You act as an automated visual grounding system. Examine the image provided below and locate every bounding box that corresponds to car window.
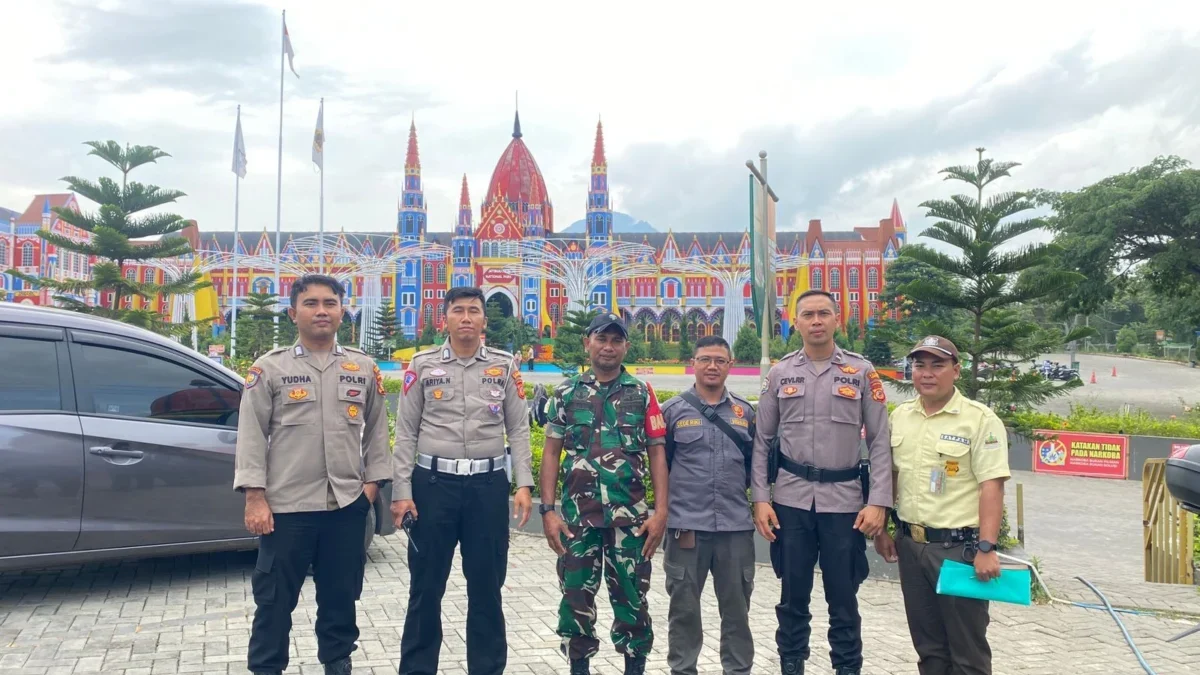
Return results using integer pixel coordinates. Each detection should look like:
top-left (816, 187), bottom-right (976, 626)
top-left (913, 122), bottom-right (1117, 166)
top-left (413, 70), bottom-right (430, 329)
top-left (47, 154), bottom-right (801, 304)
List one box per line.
top-left (74, 343), bottom-right (240, 427)
top-left (0, 336), bottom-right (62, 412)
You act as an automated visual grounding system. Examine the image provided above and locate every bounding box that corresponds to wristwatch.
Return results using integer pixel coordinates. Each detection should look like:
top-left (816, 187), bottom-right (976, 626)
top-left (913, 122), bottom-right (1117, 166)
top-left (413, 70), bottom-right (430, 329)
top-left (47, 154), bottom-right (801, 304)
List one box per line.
top-left (539, 503), bottom-right (557, 515)
top-left (976, 540), bottom-right (997, 553)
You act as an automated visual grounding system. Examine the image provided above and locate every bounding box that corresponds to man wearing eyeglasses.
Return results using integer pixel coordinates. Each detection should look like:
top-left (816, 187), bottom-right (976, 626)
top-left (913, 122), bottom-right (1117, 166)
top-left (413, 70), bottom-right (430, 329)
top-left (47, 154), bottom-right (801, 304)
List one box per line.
top-left (659, 335), bottom-right (758, 675)
top-left (751, 290), bottom-right (893, 675)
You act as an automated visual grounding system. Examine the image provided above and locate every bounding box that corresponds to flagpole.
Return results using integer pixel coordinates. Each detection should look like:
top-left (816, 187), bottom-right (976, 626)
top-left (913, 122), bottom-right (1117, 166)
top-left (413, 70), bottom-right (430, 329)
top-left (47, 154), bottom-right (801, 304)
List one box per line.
top-left (232, 107), bottom-right (241, 360)
top-left (273, 9), bottom-right (285, 348)
top-left (319, 97), bottom-right (325, 274)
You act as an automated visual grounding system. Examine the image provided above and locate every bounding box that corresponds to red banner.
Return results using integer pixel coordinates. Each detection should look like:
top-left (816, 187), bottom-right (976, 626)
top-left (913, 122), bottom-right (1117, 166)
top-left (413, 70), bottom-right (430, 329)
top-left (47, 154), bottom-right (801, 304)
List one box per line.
top-left (1171, 443), bottom-right (1194, 460)
top-left (1032, 430), bottom-right (1128, 479)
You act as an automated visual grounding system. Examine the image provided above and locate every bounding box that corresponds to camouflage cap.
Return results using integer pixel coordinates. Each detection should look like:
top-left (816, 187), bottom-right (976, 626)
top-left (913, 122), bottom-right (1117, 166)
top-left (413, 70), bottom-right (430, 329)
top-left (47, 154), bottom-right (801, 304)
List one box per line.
top-left (585, 312), bottom-right (628, 338)
top-left (908, 335), bottom-right (959, 361)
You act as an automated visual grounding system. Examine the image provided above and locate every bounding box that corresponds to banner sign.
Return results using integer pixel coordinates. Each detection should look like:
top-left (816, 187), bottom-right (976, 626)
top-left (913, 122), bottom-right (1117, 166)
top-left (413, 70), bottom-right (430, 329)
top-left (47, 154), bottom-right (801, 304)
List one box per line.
top-left (1032, 430), bottom-right (1128, 479)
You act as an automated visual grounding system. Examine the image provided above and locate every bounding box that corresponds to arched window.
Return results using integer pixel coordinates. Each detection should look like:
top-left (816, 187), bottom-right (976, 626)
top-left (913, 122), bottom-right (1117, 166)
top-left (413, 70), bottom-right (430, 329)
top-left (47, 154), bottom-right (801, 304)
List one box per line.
top-left (144, 268), bottom-right (155, 284)
top-left (811, 268), bottom-right (823, 290)
top-left (850, 303), bottom-right (860, 319)
top-left (21, 243), bottom-right (34, 267)
top-left (848, 268), bottom-right (859, 290)
top-left (423, 303), bottom-right (433, 328)
top-left (867, 267), bottom-right (879, 290)
top-left (423, 263), bottom-right (433, 283)
top-left (0, 240), bottom-right (8, 265)
top-left (829, 268), bottom-right (841, 290)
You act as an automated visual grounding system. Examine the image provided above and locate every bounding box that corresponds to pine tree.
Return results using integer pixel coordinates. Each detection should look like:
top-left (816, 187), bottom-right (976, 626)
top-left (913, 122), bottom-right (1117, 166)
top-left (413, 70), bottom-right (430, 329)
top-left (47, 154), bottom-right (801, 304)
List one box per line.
top-left (8, 141), bottom-right (209, 337)
top-left (552, 301), bottom-right (599, 372)
top-left (648, 333), bottom-right (667, 361)
top-left (370, 299), bottom-right (398, 359)
top-left (233, 292), bottom-right (280, 361)
top-left (733, 321), bottom-right (759, 363)
top-left (897, 147), bottom-right (1094, 404)
top-left (677, 318), bottom-right (692, 358)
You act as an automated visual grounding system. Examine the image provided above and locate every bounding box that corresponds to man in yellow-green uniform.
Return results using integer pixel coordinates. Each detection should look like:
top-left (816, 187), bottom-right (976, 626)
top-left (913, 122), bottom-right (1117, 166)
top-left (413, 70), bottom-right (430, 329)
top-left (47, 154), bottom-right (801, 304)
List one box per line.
top-left (873, 336), bottom-right (1010, 675)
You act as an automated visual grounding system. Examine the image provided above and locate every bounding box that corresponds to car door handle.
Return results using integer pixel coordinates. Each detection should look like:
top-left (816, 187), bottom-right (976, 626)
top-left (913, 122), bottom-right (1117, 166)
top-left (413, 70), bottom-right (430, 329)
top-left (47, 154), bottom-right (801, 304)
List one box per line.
top-left (90, 446), bottom-right (144, 459)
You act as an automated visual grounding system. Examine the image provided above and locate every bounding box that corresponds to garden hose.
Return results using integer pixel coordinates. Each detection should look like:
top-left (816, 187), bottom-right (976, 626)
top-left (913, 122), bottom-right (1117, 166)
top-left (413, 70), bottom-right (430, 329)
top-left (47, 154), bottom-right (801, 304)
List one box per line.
top-left (998, 553), bottom-right (1158, 674)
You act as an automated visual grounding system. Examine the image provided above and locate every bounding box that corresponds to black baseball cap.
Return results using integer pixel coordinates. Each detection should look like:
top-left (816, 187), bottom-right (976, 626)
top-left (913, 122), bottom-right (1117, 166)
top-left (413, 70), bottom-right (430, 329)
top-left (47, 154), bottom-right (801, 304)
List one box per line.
top-left (585, 312), bottom-right (628, 338)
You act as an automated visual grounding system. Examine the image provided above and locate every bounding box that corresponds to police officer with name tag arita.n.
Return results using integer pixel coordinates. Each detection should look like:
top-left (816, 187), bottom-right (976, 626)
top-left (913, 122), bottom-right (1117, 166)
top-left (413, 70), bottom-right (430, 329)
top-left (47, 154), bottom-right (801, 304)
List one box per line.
top-left (751, 290), bottom-right (893, 675)
top-left (391, 286), bottom-right (534, 675)
top-left (234, 274), bottom-right (393, 675)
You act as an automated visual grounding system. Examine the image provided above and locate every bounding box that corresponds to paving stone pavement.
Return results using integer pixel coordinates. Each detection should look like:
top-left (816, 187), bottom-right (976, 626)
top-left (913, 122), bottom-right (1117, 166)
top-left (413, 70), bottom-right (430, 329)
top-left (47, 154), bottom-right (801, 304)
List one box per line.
top-left (3, 531), bottom-right (1200, 675)
top-left (1000, 470), bottom-right (1200, 615)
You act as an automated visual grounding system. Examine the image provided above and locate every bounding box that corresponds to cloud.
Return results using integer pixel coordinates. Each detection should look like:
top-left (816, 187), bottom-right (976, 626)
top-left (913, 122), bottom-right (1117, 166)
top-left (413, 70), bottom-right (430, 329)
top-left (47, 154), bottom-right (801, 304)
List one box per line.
top-left (613, 34), bottom-right (1200, 238)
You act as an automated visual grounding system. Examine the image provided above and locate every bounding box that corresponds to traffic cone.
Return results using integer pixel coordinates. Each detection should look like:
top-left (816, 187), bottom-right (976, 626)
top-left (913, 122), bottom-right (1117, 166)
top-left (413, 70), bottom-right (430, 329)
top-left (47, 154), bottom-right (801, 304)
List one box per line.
top-left (1090, 371), bottom-right (1097, 384)
top-left (1112, 366), bottom-right (1117, 377)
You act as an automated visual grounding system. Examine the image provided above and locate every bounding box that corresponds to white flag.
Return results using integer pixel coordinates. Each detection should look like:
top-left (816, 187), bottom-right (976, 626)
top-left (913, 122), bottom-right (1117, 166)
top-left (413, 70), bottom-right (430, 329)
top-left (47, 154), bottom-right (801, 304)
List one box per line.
top-left (283, 16), bottom-right (299, 77)
top-left (312, 99), bottom-right (324, 170)
top-left (232, 108), bottom-right (247, 178)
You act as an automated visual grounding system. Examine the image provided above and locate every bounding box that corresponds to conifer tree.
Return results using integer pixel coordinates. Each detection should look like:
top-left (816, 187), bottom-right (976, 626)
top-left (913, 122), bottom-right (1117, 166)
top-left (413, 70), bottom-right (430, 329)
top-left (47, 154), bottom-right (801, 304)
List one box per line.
top-left (8, 141), bottom-right (209, 336)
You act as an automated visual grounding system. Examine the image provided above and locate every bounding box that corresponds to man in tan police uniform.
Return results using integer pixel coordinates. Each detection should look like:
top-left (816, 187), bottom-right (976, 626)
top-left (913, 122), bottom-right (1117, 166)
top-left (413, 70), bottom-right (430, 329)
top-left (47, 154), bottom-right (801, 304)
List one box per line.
top-left (235, 274), bottom-right (392, 675)
top-left (874, 335), bottom-right (1010, 675)
top-left (752, 290), bottom-right (892, 675)
top-left (391, 286), bottom-right (534, 675)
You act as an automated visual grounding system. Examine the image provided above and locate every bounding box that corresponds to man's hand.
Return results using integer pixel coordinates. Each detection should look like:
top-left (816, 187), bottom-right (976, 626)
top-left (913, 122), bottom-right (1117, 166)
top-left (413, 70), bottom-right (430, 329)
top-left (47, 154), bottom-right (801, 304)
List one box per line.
top-left (363, 482), bottom-right (379, 504)
top-left (753, 502), bottom-right (780, 542)
top-left (512, 487), bottom-right (532, 527)
top-left (542, 510), bottom-right (573, 556)
top-left (391, 499), bottom-right (418, 528)
top-left (874, 532), bottom-right (898, 563)
top-left (244, 490), bottom-right (273, 535)
top-left (853, 505), bottom-right (887, 538)
top-left (636, 512), bottom-right (667, 559)
top-left (974, 550), bottom-right (1001, 582)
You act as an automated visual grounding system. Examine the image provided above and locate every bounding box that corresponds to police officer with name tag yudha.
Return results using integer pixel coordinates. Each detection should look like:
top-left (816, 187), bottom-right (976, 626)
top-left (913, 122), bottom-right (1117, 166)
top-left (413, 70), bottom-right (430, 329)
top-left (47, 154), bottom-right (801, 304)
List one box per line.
top-left (660, 335), bottom-right (758, 675)
top-left (873, 336), bottom-right (1010, 675)
top-left (391, 286), bottom-right (534, 675)
top-left (751, 290), bottom-right (892, 675)
top-left (234, 274), bottom-right (393, 675)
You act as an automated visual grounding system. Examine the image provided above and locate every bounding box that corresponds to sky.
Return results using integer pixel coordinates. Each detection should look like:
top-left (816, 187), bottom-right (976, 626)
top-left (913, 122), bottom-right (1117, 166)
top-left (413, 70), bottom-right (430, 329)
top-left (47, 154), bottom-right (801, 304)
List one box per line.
top-left (3, 0), bottom-right (1200, 245)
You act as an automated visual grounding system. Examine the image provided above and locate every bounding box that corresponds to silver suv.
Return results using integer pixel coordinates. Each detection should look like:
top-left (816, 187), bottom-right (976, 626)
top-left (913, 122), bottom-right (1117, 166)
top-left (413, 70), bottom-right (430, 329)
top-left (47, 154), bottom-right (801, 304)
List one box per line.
top-left (0, 302), bottom-right (393, 572)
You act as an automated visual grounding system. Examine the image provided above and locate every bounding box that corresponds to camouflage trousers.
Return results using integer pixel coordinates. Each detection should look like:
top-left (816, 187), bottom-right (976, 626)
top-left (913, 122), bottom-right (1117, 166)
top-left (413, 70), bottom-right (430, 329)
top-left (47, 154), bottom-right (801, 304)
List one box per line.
top-left (556, 524), bottom-right (653, 660)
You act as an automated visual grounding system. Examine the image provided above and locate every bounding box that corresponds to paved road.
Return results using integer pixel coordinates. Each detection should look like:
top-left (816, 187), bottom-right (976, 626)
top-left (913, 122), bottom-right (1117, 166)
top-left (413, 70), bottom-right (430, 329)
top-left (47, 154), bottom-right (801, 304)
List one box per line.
top-left (508, 352), bottom-right (1200, 418)
top-left (2, 529), bottom-right (1198, 674)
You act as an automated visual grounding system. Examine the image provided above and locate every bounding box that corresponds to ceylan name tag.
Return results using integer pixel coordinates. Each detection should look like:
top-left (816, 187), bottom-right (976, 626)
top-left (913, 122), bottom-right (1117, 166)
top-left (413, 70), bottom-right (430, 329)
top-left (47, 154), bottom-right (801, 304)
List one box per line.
top-left (940, 434), bottom-right (970, 446)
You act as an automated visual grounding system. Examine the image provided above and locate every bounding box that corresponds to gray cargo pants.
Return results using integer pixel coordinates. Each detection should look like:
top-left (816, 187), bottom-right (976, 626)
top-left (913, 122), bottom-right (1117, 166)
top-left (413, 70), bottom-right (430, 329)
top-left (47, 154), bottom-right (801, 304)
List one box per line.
top-left (662, 529), bottom-right (756, 675)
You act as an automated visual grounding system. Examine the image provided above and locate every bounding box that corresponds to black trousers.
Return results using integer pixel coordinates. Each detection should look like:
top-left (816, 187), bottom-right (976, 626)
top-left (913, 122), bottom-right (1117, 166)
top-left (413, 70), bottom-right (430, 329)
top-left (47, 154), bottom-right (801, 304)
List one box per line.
top-left (896, 534), bottom-right (992, 675)
top-left (248, 493), bottom-right (370, 672)
top-left (399, 464), bottom-right (510, 675)
top-left (770, 503), bottom-right (869, 670)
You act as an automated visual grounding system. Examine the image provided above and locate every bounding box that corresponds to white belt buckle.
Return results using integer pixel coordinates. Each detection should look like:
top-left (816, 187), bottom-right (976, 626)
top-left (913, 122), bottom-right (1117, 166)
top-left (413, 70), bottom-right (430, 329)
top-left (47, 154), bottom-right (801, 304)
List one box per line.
top-left (455, 458), bottom-right (473, 476)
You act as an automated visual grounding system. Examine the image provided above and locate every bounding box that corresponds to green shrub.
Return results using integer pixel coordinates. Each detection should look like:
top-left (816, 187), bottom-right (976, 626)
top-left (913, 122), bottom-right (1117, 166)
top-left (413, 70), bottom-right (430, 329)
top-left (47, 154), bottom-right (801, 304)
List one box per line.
top-left (1012, 405), bottom-right (1200, 439)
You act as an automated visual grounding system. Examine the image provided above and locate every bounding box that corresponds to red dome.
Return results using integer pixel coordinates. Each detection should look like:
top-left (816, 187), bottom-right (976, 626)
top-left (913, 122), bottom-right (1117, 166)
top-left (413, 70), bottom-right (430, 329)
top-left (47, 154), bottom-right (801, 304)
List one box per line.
top-left (484, 112), bottom-right (554, 231)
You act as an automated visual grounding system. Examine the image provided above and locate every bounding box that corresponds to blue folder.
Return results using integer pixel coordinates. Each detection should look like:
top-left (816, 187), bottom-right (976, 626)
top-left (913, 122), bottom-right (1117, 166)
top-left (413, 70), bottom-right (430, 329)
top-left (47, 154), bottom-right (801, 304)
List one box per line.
top-left (936, 559), bottom-right (1032, 606)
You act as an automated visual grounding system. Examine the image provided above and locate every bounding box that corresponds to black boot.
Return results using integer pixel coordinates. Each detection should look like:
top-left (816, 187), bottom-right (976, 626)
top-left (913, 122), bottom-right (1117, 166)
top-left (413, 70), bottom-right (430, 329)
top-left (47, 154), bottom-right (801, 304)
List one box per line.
top-left (781, 656), bottom-right (804, 675)
top-left (624, 654), bottom-right (646, 675)
top-left (324, 655), bottom-right (351, 675)
top-left (569, 657), bottom-right (590, 675)
top-left (251, 672), bottom-right (281, 675)
top-left (833, 668), bottom-right (860, 675)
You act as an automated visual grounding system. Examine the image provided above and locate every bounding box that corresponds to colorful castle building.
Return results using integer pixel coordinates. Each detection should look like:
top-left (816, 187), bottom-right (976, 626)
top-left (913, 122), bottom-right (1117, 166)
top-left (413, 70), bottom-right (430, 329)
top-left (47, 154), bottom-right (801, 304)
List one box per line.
top-left (4, 114), bottom-right (905, 346)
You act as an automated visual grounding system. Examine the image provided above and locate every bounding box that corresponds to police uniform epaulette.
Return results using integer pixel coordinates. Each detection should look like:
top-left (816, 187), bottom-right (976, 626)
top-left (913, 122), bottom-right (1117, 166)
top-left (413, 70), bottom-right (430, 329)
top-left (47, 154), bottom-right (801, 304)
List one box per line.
top-left (782, 349), bottom-right (801, 361)
top-left (484, 346), bottom-right (514, 360)
top-left (841, 349), bottom-right (867, 360)
top-left (728, 391), bottom-right (754, 407)
top-left (410, 346), bottom-right (440, 360)
top-left (660, 395), bottom-right (686, 412)
top-left (262, 346), bottom-right (291, 358)
top-left (343, 345), bottom-right (367, 355)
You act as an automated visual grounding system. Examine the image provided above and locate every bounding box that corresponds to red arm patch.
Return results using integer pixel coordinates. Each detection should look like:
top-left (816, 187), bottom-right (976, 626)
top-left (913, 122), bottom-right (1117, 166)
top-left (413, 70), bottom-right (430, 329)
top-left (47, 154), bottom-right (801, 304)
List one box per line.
top-left (402, 369), bottom-right (417, 395)
top-left (644, 383), bottom-right (666, 439)
top-left (867, 369), bottom-right (886, 403)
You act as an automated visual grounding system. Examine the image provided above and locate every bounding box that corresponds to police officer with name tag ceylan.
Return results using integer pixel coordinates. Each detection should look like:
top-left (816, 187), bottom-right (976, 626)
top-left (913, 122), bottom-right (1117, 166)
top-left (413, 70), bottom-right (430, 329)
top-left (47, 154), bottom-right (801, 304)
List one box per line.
top-left (751, 290), bottom-right (893, 675)
top-left (391, 286), bottom-right (534, 675)
top-left (234, 274), bottom-right (393, 675)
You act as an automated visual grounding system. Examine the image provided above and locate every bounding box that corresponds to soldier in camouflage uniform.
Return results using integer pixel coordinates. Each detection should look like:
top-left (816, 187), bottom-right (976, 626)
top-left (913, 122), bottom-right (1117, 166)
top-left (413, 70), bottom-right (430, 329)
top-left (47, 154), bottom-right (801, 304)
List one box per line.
top-left (539, 313), bottom-right (670, 675)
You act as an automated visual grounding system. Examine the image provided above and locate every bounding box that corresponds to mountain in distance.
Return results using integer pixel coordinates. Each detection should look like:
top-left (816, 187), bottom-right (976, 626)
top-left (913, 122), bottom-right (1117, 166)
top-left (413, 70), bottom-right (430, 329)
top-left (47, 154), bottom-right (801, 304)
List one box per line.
top-left (562, 211), bottom-right (658, 235)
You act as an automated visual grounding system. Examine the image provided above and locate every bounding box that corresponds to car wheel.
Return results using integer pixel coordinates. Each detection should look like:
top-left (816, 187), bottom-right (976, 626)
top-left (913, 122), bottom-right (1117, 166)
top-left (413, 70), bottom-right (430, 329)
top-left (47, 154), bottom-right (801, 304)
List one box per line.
top-left (364, 501), bottom-right (376, 552)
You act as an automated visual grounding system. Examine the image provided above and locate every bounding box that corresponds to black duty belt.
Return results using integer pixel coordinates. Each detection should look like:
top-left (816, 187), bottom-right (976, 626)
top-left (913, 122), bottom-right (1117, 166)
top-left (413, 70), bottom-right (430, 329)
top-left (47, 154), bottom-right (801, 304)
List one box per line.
top-left (899, 520), bottom-right (979, 545)
top-left (778, 454), bottom-right (860, 483)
